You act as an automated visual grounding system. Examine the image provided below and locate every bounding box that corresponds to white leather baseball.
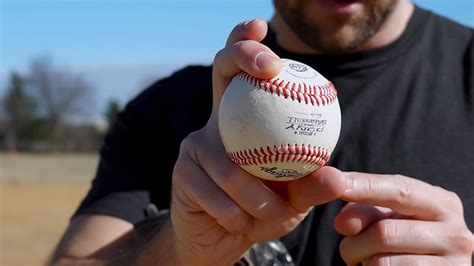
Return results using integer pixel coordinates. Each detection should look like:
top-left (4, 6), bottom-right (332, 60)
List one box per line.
top-left (218, 58), bottom-right (341, 181)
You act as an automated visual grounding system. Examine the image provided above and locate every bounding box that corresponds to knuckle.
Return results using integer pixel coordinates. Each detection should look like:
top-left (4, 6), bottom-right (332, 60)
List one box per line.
top-left (367, 255), bottom-right (391, 266)
top-left (172, 157), bottom-right (193, 188)
top-left (446, 190), bottom-right (464, 212)
top-left (231, 22), bottom-right (244, 35)
top-left (230, 42), bottom-right (253, 65)
top-left (278, 217), bottom-right (301, 235)
top-left (180, 130), bottom-right (201, 151)
top-left (230, 40), bottom-right (246, 54)
top-left (214, 47), bottom-right (225, 60)
top-left (170, 188), bottom-right (195, 214)
top-left (213, 48), bottom-right (229, 67)
top-left (449, 227), bottom-right (473, 253)
top-left (217, 204), bottom-right (250, 234)
top-left (171, 165), bottom-right (197, 200)
top-left (229, 20), bottom-right (249, 36)
top-left (217, 166), bottom-right (247, 191)
top-left (230, 40), bottom-right (260, 62)
top-left (372, 220), bottom-right (398, 247)
top-left (393, 175), bottom-right (415, 204)
top-left (180, 129), bottom-right (215, 163)
top-left (361, 176), bottom-right (378, 196)
top-left (172, 162), bottom-right (185, 185)
top-left (260, 199), bottom-right (300, 223)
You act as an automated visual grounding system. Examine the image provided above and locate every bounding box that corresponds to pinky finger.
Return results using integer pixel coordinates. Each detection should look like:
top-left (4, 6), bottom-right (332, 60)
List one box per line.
top-left (363, 254), bottom-right (462, 266)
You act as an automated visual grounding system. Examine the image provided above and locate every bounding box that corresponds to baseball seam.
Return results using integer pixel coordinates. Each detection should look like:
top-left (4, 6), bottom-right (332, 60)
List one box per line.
top-left (228, 144), bottom-right (330, 167)
top-left (237, 72), bottom-right (338, 106)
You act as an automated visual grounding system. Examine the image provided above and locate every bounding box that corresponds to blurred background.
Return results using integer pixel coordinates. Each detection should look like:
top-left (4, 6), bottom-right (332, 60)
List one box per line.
top-left (0, 0), bottom-right (472, 265)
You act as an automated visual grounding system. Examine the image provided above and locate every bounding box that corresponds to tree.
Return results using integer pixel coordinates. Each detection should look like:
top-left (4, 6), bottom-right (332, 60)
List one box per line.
top-left (105, 99), bottom-right (121, 128)
top-left (2, 72), bottom-right (37, 151)
top-left (27, 56), bottom-right (95, 150)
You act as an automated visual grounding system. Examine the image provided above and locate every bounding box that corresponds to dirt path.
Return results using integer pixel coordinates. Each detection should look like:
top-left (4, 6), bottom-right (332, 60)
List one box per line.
top-left (0, 153), bottom-right (99, 184)
top-left (1, 153), bottom-right (97, 265)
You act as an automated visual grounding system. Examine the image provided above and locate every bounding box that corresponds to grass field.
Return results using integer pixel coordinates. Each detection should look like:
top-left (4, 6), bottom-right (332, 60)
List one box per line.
top-left (0, 153), bottom-right (98, 266)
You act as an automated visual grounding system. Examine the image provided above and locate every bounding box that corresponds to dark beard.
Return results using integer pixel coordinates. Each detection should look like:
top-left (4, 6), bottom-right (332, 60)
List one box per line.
top-left (274, 0), bottom-right (397, 53)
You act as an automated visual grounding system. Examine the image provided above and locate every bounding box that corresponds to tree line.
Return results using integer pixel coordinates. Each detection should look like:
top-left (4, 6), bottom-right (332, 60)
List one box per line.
top-left (0, 56), bottom-right (121, 152)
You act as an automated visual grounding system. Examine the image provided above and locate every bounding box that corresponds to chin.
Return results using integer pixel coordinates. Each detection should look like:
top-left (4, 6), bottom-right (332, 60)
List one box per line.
top-left (315, 24), bottom-right (371, 53)
top-left (274, 0), bottom-right (397, 53)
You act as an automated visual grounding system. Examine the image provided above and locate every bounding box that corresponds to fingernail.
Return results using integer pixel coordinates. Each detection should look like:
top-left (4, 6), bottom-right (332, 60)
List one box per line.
top-left (255, 51), bottom-right (279, 70)
top-left (244, 18), bottom-right (258, 27)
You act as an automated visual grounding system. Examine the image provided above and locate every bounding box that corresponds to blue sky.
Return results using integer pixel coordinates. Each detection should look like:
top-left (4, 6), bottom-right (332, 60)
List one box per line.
top-left (1, 0), bottom-right (473, 120)
top-left (1, 0), bottom-right (276, 70)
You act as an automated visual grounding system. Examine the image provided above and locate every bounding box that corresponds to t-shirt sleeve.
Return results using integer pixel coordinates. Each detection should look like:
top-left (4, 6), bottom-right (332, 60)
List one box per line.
top-left (73, 96), bottom-right (163, 224)
top-left (73, 66), bottom-right (213, 224)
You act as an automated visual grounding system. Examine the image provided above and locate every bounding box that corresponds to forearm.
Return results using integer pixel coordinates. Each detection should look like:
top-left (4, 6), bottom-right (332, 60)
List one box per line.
top-left (51, 216), bottom-right (180, 266)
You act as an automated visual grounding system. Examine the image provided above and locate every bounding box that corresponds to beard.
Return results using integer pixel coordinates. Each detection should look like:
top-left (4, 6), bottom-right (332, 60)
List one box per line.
top-left (273, 0), bottom-right (398, 53)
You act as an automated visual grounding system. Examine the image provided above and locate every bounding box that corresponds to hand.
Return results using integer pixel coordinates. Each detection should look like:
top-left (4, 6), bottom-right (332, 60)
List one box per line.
top-left (169, 19), bottom-right (347, 266)
top-left (334, 172), bottom-right (474, 265)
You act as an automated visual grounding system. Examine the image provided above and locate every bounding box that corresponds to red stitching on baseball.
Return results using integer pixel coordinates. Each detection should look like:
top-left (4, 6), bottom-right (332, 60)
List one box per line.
top-left (228, 144), bottom-right (330, 167)
top-left (237, 72), bottom-right (338, 106)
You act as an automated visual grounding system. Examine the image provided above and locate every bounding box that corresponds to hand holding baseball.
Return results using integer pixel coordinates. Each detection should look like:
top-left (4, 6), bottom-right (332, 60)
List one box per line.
top-left (168, 19), bottom-right (346, 265)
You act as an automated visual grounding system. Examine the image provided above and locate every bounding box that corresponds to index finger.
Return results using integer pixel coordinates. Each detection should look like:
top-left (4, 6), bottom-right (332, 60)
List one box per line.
top-left (210, 19), bottom-right (281, 120)
top-left (225, 18), bottom-right (268, 47)
top-left (341, 172), bottom-right (462, 221)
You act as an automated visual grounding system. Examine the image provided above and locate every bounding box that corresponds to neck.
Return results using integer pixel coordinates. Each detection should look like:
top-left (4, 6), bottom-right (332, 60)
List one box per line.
top-left (269, 0), bottom-right (415, 54)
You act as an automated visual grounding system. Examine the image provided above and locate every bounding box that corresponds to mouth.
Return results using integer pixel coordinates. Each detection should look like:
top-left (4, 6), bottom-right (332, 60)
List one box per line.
top-left (314, 0), bottom-right (364, 16)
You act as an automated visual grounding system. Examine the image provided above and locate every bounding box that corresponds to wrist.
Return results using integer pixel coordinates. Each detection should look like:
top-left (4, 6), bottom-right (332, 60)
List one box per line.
top-left (170, 223), bottom-right (253, 266)
top-left (139, 212), bottom-right (253, 265)
top-left (135, 217), bottom-right (184, 266)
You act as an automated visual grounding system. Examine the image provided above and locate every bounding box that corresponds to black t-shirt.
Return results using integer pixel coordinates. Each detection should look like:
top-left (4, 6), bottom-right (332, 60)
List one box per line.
top-left (75, 7), bottom-right (474, 266)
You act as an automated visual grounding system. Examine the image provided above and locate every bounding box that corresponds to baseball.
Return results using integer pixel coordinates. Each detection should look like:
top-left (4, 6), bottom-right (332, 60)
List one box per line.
top-left (218, 58), bottom-right (341, 181)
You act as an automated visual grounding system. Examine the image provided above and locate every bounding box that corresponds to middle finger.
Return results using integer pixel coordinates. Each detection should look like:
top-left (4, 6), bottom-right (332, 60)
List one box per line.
top-left (196, 135), bottom-right (300, 222)
top-left (339, 219), bottom-right (448, 264)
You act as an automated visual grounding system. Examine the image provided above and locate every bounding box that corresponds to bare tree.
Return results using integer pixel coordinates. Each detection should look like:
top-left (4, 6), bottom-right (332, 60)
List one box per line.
top-left (27, 56), bottom-right (95, 150)
top-left (2, 72), bottom-right (36, 151)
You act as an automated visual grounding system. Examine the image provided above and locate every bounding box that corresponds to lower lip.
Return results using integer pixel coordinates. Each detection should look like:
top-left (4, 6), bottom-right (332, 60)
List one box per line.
top-left (314, 0), bottom-right (363, 16)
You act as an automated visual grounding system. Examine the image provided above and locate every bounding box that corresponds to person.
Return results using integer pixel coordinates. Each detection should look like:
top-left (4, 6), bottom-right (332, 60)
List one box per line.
top-left (51, 0), bottom-right (474, 265)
